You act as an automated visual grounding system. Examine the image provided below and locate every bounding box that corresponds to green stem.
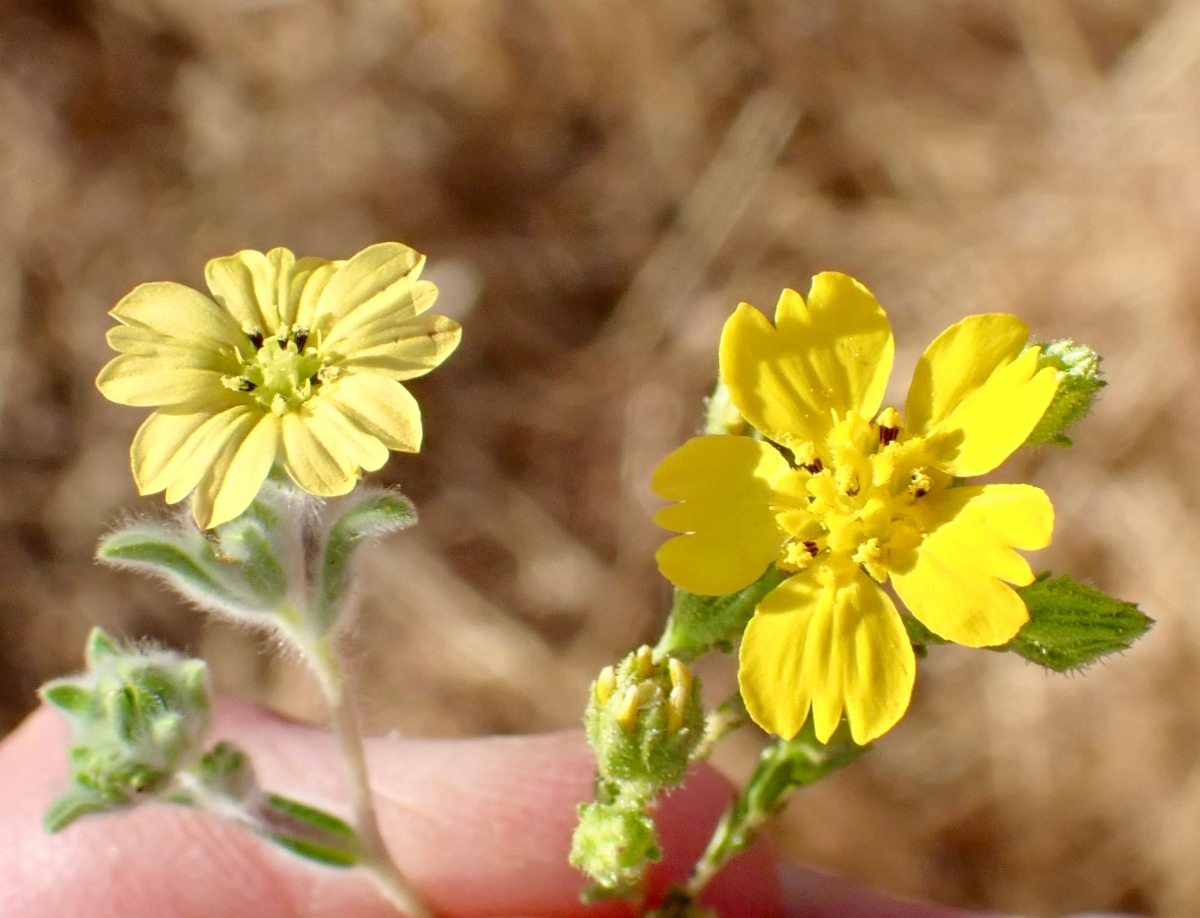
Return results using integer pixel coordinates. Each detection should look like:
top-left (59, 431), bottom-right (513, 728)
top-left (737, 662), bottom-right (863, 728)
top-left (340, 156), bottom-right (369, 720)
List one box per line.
top-left (685, 720), bottom-right (865, 899)
top-left (312, 638), bottom-right (434, 918)
top-left (691, 693), bottom-right (749, 762)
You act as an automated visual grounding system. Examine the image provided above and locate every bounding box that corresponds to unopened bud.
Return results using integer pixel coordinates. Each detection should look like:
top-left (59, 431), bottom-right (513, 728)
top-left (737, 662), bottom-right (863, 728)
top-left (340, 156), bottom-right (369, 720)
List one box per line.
top-left (40, 628), bottom-right (214, 832)
top-left (583, 649), bottom-right (704, 792)
top-left (1026, 339), bottom-right (1106, 447)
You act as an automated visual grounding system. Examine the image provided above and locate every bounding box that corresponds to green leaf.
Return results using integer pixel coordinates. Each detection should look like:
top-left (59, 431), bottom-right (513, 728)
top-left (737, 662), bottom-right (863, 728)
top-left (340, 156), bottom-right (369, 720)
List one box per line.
top-left (213, 517), bottom-right (287, 608)
top-left (258, 793), bottom-right (359, 868)
top-left (44, 788), bottom-right (117, 832)
top-left (1006, 574), bottom-right (1152, 672)
top-left (85, 627), bottom-right (121, 666)
top-left (99, 527), bottom-right (239, 604)
top-left (40, 680), bottom-right (93, 717)
top-left (654, 567), bottom-right (785, 661)
top-left (313, 489), bottom-right (416, 634)
top-left (1026, 340), bottom-right (1106, 447)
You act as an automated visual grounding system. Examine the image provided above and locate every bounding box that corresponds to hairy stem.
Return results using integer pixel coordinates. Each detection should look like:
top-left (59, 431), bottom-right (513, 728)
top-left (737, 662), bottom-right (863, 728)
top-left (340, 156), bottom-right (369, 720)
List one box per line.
top-left (685, 722), bottom-right (865, 899)
top-left (313, 639), bottom-right (434, 918)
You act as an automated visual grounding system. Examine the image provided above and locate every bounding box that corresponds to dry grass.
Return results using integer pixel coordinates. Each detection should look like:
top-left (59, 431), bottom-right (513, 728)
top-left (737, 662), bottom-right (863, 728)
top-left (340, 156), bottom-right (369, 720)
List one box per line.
top-left (2, 0), bottom-right (1199, 913)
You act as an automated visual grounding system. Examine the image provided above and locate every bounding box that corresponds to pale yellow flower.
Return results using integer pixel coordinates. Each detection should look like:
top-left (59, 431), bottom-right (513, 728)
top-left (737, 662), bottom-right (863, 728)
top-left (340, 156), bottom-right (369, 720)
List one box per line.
top-left (97, 243), bottom-right (461, 528)
top-left (652, 273), bottom-right (1058, 744)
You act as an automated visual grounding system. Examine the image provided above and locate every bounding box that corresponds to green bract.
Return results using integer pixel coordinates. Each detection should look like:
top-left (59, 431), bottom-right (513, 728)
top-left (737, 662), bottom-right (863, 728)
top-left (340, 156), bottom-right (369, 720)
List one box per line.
top-left (97, 480), bottom-right (416, 643)
top-left (40, 628), bottom-right (211, 831)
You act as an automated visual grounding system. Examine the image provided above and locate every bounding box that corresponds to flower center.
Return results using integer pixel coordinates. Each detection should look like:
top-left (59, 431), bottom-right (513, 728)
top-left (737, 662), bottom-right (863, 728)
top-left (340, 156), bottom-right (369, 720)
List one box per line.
top-left (222, 328), bottom-right (328, 416)
top-left (775, 410), bottom-right (942, 582)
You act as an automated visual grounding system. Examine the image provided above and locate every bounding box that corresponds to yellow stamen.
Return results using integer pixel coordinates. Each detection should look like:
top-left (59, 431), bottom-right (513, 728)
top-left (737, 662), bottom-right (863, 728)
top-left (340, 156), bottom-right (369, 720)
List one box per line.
top-left (595, 666), bottom-right (616, 705)
top-left (667, 685), bottom-right (688, 734)
top-left (877, 406), bottom-right (902, 445)
top-left (668, 658), bottom-right (692, 697)
top-left (635, 645), bottom-right (655, 679)
top-left (909, 468), bottom-right (933, 499)
top-left (616, 685), bottom-right (641, 733)
top-left (779, 539), bottom-right (816, 572)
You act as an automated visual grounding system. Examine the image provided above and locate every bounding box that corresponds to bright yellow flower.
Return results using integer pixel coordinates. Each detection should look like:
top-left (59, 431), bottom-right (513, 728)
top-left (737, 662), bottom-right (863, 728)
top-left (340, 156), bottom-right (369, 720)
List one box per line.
top-left (652, 273), bottom-right (1058, 745)
top-left (96, 243), bottom-right (461, 529)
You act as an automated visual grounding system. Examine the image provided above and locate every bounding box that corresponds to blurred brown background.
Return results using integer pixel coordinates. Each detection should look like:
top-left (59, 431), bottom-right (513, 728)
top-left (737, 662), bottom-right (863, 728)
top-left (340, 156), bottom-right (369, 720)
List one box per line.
top-left (1, 0), bottom-right (1198, 914)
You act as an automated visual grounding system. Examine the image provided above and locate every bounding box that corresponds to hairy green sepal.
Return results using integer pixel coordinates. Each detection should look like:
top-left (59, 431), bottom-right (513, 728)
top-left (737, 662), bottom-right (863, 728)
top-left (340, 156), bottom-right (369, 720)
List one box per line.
top-left (1026, 339), bottom-right (1105, 447)
top-left (655, 567), bottom-right (785, 661)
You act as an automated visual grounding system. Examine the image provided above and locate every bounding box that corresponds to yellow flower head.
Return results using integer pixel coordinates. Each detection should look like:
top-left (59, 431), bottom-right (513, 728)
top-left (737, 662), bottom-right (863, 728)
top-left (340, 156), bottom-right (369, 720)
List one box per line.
top-left (96, 243), bottom-right (461, 529)
top-left (652, 273), bottom-right (1059, 745)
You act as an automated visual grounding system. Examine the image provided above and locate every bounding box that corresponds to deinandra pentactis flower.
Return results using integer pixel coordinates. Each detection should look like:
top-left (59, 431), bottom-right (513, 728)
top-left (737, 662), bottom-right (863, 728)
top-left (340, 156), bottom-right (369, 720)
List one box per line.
top-left (652, 272), bottom-right (1059, 745)
top-left (96, 243), bottom-right (461, 529)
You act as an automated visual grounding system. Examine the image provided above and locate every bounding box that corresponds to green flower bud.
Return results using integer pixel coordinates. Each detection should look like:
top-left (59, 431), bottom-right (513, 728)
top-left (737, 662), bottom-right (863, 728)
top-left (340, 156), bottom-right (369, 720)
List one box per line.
top-left (585, 646), bottom-right (704, 797)
top-left (570, 801), bottom-right (661, 901)
top-left (39, 628), bottom-right (214, 831)
top-left (1026, 339), bottom-right (1106, 447)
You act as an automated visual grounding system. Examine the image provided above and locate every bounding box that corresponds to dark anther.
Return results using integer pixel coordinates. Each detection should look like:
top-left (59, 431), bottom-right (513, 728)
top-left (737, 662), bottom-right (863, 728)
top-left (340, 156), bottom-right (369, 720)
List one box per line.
top-left (277, 336), bottom-right (287, 349)
top-left (294, 330), bottom-right (308, 351)
top-left (913, 487), bottom-right (928, 498)
top-left (879, 426), bottom-right (899, 446)
top-left (240, 380), bottom-right (257, 392)
top-left (803, 540), bottom-right (819, 556)
top-left (248, 332), bottom-right (264, 349)
top-left (801, 457), bottom-right (824, 474)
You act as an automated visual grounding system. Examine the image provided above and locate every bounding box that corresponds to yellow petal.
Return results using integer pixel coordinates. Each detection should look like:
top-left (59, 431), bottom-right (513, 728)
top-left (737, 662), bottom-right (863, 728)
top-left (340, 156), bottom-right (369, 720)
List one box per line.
top-left (905, 314), bottom-right (1059, 476)
top-left (275, 255), bottom-right (332, 330)
top-left (194, 412), bottom-right (280, 528)
top-left (891, 484), bottom-right (1053, 648)
top-left (739, 565), bottom-right (915, 744)
top-left (311, 242), bottom-right (425, 335)
top-left (104, 325), bottom-right (240, 369)
top-left (205, 249), bottom-right (289, 335)
top-left (95, 353), bottom-right (228, 407)
top-left (334, 312), bottom-right (463, 381)
top-left (131, 398), bottom-right (239, 494)
top-left (720, 274), bottom-right (894, 451)
top-left (322, 278), bottom-right (440, 353)
top-left (109, 282), bottom-right (249, 351)
top-left (651, 435), bottom-right (792, 596)
top-left (318, 373), bottom-right (423, 452)
top-left (307, 398), bottom-right (390, 472)
top-left (292, 260), bottom-right (342, 332)
top-left (280, 411), bottom-right (358, 497)
top-left (162, 406), bottom-right (257, 505)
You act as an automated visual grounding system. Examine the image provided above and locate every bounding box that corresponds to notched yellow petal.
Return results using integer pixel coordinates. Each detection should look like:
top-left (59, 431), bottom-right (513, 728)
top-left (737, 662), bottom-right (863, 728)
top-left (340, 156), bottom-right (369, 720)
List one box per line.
top-left (739, 565), bottom-right (915, 744)
top-left (720, 274), bottom-right (894, 452)
top-left (652, 435), bottom-right (792, 596)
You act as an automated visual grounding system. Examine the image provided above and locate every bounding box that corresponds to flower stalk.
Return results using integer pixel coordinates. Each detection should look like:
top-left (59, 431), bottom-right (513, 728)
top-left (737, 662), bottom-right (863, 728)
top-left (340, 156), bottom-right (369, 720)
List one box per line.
top-left (311, 638), bottom-right (433, 918)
